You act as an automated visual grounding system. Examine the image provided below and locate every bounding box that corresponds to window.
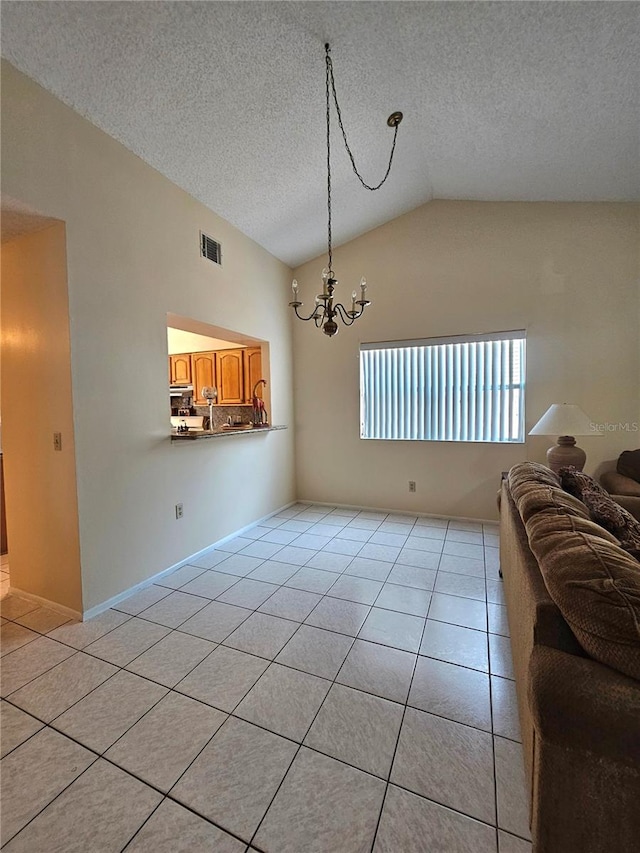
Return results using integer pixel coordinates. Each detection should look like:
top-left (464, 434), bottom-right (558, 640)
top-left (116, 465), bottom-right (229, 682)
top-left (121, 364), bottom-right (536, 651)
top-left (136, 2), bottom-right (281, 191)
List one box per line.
top-left (360, 331), bottom-right (526, 443)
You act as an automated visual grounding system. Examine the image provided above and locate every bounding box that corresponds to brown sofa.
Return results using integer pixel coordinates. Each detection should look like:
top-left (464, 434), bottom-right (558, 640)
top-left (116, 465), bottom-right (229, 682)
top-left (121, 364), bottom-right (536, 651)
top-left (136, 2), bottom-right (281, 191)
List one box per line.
top-left (499, 462), bottom-right (640, 853)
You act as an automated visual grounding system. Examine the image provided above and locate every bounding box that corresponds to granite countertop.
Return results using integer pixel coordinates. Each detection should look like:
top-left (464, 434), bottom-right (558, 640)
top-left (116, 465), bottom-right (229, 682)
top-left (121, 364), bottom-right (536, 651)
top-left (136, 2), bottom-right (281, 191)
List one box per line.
top-left (171, 425), bottom-right (287, 441)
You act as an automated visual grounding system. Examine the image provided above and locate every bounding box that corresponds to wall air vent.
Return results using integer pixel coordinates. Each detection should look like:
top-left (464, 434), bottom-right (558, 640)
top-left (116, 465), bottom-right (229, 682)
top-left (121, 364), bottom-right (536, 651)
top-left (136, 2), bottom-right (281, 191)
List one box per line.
top-left (200, 232), bottom-right (222, 266)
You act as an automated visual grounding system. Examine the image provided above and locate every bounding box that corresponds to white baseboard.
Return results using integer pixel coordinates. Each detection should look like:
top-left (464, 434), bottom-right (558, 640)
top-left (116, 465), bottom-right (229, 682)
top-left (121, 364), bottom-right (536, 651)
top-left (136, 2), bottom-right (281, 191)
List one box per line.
top-left (81, 565), bottom-right (189, 621)
top-left (26, 495), bottom-right (494, 624)
top-left (82, 499), bottom-right (296, 621)
top-left (305, 500), bottom-right (498, 526)
top-left (6, 587), bottom-right (82, 622)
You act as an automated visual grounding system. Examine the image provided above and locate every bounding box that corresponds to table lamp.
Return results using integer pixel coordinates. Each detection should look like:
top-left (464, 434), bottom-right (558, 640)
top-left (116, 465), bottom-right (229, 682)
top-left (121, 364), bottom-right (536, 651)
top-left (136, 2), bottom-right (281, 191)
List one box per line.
top-left (529, 403), bottom-right (602, 472)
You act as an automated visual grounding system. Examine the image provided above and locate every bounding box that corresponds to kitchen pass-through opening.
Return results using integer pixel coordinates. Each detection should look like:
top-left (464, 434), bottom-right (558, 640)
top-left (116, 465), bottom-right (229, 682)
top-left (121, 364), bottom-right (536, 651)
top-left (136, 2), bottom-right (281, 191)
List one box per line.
top-left (166, 313), bottom-right (271, 434)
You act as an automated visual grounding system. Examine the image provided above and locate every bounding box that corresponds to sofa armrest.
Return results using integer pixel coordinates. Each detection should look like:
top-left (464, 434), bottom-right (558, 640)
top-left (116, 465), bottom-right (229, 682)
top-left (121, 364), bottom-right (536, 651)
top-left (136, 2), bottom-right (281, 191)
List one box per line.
top-left (601, 470), bottom-right (640, 498)
top-left (611, 495), bottom-right (640, 522)
top-left (528, 644), bottom-right (640, 765)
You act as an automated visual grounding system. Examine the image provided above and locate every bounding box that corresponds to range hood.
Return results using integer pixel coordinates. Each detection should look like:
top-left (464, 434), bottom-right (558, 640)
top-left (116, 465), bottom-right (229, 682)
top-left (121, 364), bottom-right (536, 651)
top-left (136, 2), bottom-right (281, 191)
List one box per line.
top-left (169, 384), bottom-right (193, 397)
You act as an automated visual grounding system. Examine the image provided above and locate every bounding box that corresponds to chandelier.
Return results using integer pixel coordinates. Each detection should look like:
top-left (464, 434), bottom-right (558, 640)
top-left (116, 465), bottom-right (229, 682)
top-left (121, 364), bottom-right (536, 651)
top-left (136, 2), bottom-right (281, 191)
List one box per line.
top-left (289, 43), bottom-right (404, 337)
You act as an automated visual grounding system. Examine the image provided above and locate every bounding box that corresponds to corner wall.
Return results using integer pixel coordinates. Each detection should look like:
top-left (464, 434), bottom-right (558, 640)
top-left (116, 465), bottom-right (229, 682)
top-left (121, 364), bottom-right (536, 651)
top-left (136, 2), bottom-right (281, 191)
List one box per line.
top-left (1, 61), bottom-right (296, 612)
top-left (1, 223), bottom-right (83, 612)
top-left (292, 201), bottom-right (640, 520)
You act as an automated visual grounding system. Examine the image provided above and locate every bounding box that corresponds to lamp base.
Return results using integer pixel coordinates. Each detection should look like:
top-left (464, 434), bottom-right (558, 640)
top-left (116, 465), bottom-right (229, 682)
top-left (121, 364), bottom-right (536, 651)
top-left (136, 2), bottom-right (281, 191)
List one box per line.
top-left (547, 436), bottom-right (586, 473)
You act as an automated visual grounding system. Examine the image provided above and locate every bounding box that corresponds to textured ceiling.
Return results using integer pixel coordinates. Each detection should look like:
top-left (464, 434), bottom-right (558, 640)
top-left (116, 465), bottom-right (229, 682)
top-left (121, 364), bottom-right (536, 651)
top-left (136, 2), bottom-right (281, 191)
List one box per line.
top-left (2, 1), bottom-right (638, 267)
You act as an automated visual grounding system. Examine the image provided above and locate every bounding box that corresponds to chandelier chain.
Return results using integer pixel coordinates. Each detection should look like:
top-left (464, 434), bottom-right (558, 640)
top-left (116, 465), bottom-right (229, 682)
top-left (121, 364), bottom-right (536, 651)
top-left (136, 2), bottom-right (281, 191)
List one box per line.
top-left (326, 46), bottom-right (333, 273)
top-left (290, 44), bottom-right (402, 337)
top-left (325, 45), bottom-right (401, 194)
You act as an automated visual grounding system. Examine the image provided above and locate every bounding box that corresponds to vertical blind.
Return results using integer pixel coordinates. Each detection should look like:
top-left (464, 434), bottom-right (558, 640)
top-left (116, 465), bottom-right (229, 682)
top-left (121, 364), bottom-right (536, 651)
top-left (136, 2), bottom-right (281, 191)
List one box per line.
top-left (360, 332), bottom-right (526, 443)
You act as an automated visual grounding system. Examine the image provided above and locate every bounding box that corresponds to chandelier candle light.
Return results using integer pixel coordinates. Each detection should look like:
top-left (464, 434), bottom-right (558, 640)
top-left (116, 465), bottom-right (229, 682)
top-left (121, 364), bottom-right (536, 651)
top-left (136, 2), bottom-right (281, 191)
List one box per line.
top-left (289, 43), bottom-right (404, 337)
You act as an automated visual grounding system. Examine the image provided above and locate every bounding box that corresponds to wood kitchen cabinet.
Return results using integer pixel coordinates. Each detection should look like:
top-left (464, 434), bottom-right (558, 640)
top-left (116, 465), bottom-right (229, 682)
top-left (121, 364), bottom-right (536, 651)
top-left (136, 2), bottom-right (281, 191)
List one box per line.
top-left (243, 347), bottom-right (263, 402)
top-left (169, 354), bottom-right (192, 385)
top-left (216, 349), bottom-right (244, 404)
top-left (191, 352), bottom-right (216, 405)
top-left (169, 345), bottom-right (265, 407)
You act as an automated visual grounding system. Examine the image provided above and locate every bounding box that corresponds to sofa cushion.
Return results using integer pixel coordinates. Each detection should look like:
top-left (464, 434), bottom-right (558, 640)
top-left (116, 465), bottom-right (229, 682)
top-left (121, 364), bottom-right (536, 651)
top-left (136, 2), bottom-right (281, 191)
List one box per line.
top-left (509, 463), bottom-right (591, 525)
top-left (581, 491), bottom-right (640, 560)
top-left (508, 463), bottom-right (640, 680)
top-left (526, 505), bottom-right (619, 549)
top-left (509, 461), bottom-right (561, 491)
top-left (618, 449), bottom-right (640, 483)
top-left (527, 517), bottom-right (640, 681)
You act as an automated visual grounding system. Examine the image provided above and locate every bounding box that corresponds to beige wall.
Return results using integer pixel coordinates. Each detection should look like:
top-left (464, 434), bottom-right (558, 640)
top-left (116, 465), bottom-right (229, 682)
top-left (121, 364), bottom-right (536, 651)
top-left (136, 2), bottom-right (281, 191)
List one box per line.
top-left (1, 61), bottom-right (296, 612)
top-left (292, 201), bottom-right (640, 520)
top-left (1, 223), bottom-right (83, 612)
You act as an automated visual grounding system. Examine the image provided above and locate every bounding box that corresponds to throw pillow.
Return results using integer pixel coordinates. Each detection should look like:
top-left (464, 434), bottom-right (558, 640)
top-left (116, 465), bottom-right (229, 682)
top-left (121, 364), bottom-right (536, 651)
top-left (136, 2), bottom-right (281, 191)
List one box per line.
top-left (559, 466), bottom-right (610, 501)
top-left (581, 487), bottom-right (640, 561)
top-left (618, 449), bottom-right (640, 484)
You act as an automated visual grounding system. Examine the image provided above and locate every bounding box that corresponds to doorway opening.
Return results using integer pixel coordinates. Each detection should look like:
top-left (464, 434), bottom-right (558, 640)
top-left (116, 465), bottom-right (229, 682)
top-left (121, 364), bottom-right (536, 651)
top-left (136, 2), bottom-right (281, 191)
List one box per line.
top-left (1, 197), bottom-right (83, 614)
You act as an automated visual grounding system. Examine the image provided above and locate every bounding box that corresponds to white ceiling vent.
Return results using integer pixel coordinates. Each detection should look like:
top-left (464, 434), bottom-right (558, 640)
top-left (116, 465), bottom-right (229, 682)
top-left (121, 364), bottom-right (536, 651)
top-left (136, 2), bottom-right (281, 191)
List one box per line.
top-left (200, 232), bottom-right (222, 266)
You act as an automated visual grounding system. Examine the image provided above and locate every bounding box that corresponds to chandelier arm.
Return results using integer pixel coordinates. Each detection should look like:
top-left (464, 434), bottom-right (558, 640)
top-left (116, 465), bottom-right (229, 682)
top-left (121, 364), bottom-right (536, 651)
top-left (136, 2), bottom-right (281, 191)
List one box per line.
top-left (314, 301), bottom-right (328, 327)
top-left (333, 303), bottom-right (360, 325)
top-left (326, 45), bottom-right (401, 193)
top-left (291, 304), bottom-right (324, 323)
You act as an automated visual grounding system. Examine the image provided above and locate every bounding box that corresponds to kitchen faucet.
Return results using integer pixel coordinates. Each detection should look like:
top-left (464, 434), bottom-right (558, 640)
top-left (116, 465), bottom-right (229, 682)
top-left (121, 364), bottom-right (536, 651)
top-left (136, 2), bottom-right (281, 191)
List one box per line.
top-left (252, 380), bottom-right (268, 426)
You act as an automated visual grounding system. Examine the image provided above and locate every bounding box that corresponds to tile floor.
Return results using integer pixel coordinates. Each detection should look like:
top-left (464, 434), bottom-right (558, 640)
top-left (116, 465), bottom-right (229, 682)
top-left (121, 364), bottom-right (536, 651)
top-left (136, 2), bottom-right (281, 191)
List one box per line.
top-left (0, 504), bottom-right (532, 852)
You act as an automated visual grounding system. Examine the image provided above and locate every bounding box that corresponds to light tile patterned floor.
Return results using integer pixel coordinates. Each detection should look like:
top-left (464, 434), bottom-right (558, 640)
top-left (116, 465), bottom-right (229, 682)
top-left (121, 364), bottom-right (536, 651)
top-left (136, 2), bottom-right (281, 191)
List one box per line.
top-left (0, 505), bottom-right (532, 852)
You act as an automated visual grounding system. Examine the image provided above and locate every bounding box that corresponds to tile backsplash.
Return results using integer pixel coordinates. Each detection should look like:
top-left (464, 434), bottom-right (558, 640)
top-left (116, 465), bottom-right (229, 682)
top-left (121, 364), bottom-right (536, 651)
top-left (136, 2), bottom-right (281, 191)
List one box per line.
top-left (194, 405), bottom-right (255, 429)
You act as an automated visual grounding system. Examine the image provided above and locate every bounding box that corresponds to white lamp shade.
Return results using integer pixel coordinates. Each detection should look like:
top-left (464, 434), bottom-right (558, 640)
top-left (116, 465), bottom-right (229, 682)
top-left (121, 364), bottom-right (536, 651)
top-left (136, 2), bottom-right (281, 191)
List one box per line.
top-left (529, 403), bottom-right (602, 437)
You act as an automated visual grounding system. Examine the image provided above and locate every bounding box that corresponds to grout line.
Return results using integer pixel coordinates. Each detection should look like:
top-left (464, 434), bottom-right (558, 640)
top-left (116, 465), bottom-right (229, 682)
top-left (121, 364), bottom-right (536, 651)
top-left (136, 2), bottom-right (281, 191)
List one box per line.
top-left (245, 610), bottom-right (371, 846)
top-left (4, 659), bottom-right (124, 727)
top-left (486, 546), bottom-right (501, 836)
top-left (2, 575), bottom-right (508, 701)
top-left (0, 631), bottom-right (126, 694)
top-left (149, 792), bottom-right (251, 849)
top-left (7, 710), bottom-right (251, 850)
top-left (36, 678), bottom-right (246, 839)
top-left (3, 688), bottom-right (520, 849)
top-left (165, 604), bottom-right (347, 845)
top-left (0, 712), bottom-right (44, 760)
top-left (1, 501), bottom-right (515, 850)
top-left (3, 602), bottom-right (517, 759)
top-left (117, 798), bottom-right (167, 852)
top-left (368, 567), bottom-right (432, 852)
top-left (0, 744), bottom-right (102, 848)
top-left (48, 670), bottom-right (170, 748)
top-left (122, 633), bottom-right (220, 686)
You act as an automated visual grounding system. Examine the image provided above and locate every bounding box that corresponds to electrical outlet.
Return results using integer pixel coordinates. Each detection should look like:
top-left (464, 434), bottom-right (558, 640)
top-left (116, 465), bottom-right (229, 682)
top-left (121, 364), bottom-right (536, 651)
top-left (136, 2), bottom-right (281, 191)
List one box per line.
top-left (53, 432), bottom-right (62, 451)
top-left (408, 480), bottom-right (416, 492)
top-left (175, 503), bottom-right (184, 520)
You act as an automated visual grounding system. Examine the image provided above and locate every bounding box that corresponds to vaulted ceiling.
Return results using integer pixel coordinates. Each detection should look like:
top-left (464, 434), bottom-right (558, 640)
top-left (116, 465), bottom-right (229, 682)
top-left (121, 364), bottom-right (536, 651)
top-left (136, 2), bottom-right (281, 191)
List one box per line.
top-left (2, 1), bottom-right (638, 266)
